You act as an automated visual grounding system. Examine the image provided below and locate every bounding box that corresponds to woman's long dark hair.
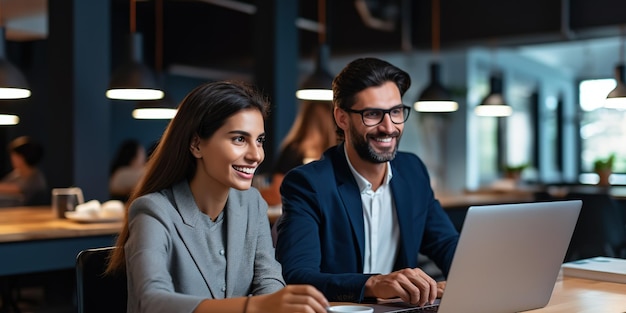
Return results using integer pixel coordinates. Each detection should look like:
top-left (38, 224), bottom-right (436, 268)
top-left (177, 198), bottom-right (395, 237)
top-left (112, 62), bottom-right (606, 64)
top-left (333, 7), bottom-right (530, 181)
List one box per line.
top-left (107, 80), bottom-right (269, 273)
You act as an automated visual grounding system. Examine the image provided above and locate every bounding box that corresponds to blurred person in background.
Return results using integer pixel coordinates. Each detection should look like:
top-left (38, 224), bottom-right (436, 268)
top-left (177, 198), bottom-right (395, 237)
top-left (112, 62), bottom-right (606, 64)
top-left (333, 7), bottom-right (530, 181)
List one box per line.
top-left (109, 139), bottom-right (146, 202)
top-left (259, 100), bottom-right (337, 205)
top-left (0, 136), bottom-right (48, 207)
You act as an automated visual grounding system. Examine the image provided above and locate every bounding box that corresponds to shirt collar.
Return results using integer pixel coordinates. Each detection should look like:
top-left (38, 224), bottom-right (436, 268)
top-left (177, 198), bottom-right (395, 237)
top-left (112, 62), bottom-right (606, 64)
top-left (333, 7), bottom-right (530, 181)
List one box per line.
top-left (344, 144), bottom-right (393, 193)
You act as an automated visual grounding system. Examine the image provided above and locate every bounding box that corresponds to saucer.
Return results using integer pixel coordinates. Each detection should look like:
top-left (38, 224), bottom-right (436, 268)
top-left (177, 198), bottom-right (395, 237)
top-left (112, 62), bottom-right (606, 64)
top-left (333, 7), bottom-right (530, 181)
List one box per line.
top-left (65, 211), bottom-right (123, 223)
top-left (327, 305), bottom-right (374, 313)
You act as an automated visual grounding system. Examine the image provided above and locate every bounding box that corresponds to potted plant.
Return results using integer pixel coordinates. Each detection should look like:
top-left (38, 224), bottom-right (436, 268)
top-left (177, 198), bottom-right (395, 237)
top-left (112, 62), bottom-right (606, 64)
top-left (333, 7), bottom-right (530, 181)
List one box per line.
top-left (593, 154), bottom-right (615, 186)
top-left (504, 163), bottom-right (528, 181)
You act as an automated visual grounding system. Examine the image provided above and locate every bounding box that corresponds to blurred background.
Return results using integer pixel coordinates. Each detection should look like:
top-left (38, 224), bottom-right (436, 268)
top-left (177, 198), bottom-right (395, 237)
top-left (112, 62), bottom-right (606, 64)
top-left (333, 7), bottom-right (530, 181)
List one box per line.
top-left (0, 0), bottom-right (625, 200)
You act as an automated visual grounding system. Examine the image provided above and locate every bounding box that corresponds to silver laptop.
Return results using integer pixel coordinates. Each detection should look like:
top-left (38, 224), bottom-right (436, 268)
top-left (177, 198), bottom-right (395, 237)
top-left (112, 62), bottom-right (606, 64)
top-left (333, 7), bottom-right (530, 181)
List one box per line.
top-left (371, 200), bottom-right (582, 313)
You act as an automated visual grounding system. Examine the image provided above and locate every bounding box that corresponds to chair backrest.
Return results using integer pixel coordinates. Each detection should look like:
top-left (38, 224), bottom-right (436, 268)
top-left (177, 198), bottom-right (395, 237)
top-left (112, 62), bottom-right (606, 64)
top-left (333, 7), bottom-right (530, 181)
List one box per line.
top-left (564, 192), bottom-right (626, 261)
top-left (76, 246), bottom-right (127, 313)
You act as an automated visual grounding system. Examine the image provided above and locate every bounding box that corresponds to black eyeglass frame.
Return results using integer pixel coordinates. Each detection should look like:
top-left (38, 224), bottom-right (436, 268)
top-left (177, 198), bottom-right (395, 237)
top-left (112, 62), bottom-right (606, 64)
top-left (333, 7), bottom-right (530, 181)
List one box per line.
top-left (343, 105), bottom-right (411, 126)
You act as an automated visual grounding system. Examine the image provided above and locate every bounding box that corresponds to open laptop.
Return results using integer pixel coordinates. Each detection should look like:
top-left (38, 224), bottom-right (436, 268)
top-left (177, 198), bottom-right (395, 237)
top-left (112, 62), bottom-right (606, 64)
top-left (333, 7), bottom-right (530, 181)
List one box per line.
top-left (370, 200), bottom-right (582, 313)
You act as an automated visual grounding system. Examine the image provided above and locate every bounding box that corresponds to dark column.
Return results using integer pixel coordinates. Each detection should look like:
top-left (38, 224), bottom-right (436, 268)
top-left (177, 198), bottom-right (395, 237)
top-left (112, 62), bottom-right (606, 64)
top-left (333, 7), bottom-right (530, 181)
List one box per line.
top-left (48, 0), bottom-right (111, 200)
top-left (497, 116), bottom-right (507, 174)
top-left (254, 0), bottom-right (298, 173)
top-left (556, 95), bottom-right (564, 176)
top-left (531, 90), bottom-right (539, 174)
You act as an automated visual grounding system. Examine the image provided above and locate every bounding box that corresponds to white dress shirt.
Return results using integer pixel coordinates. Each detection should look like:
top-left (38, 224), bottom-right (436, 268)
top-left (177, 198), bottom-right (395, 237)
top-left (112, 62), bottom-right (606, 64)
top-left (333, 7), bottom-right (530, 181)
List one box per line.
top-left (345, 146), bottom-right (399, 274)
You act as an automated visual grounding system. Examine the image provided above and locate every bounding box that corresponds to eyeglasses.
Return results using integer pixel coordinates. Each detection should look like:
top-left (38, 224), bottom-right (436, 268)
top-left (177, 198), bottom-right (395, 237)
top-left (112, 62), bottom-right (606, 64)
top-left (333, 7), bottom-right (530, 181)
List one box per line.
top-left (344, 105), bottom-right (411, 127)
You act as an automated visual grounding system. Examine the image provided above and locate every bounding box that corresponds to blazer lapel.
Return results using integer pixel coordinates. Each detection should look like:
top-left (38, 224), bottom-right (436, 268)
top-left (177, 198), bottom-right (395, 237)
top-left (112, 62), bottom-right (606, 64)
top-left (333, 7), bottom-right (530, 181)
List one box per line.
top-left (224, 189), bottom-right (245, 297)
top-left (389, 162), bottom-right (418, 268)
top-left (172, 181), bottom-right (220, 298)
top-left (332, 145), bottom-right (366, 266)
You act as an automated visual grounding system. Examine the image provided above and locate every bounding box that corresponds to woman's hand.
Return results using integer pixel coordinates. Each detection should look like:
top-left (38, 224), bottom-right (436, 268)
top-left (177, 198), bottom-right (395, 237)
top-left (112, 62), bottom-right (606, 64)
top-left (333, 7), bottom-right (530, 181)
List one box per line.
top-left (249, 285), bottom-right (329, 313)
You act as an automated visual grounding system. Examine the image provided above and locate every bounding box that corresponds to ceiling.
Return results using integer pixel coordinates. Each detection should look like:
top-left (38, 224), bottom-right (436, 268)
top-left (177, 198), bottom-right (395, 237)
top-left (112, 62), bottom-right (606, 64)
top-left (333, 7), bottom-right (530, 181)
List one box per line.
top-left (3, 0), bottom-right (626, 80)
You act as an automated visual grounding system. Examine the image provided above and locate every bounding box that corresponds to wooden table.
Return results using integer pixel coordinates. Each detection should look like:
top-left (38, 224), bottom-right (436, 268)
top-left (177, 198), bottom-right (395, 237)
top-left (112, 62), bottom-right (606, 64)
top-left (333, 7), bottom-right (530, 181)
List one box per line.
top-left (437, 190), bottom-right (535, 209)
top-left (0, 206), bottom-right (122, 276)
top-left (435, 190), bottom-right (536, 231)
top-left (332, 275), bottom-right (626, 312)
top-left (525, 274), bottom-right (626, 312)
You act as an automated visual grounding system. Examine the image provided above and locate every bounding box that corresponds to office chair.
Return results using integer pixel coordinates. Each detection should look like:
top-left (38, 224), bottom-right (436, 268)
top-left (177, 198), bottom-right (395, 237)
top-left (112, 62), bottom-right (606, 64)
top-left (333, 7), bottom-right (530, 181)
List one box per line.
top-left (564, 192), bottom-right (626, 262)
top-left (76, 247), bottom-right (127, 313)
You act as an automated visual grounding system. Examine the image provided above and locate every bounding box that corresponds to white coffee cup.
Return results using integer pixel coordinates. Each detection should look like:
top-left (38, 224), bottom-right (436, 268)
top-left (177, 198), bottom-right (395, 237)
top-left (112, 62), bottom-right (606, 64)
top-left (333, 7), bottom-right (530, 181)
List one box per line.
top-left (327, 305), bottom-right (374, 313)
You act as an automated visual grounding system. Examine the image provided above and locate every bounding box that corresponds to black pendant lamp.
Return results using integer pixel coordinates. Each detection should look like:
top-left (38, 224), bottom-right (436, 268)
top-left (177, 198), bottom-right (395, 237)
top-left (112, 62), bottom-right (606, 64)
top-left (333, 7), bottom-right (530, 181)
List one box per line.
top-left (0, 33), bottom-right (23, 123)
top-left (0, 2), bottom-right (27, 125)
top-left (605, 30), bottom-right (626, 109)
top-left (296, 44), bottom-right (333, 101)
top-left (414, 63), bottom-right (458, 112)
top-left (605, 64), bottom-right (626, 109)
top-left (106, 0), bottom-right (164, 101)
top-left (605, 34), bottom-right (626, 109)
top-left (0, 25), bottom-right (30, 99)
top-left (132, 97), bottom-right (177, 119)
top-left (475, 73), bottom-right (512, 117)
top-left (0, 112), bottom-right (18, 125)
top-left (131, 0), bottom-right (176, 119)
top-left (296, 0), bottom-right (333, 101)
top-left (414, 0), bottom-right (457, 113)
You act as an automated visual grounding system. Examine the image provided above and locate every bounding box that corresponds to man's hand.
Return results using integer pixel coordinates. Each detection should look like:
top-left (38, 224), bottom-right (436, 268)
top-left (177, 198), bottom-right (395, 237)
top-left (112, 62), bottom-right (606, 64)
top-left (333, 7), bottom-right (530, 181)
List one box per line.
top-left (364, 268), bottom-right (437, 306)
top-left (436, 281), bottom-right (446, 298)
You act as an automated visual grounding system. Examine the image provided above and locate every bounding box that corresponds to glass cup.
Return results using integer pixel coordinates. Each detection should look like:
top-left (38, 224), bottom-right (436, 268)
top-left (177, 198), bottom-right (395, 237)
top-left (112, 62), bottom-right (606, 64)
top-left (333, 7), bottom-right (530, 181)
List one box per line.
top-left (52, 187), bottom-right (84, 218)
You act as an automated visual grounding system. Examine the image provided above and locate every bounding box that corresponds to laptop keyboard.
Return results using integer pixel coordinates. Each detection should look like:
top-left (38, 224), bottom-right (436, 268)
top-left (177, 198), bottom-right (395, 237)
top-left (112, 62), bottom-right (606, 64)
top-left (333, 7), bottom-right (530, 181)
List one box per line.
top-left (373, 298), bottom-right (441, 312)
top-left (398, 304), bottom-right (439, 312)
top-left (392, 304), bottom-right (439, 313)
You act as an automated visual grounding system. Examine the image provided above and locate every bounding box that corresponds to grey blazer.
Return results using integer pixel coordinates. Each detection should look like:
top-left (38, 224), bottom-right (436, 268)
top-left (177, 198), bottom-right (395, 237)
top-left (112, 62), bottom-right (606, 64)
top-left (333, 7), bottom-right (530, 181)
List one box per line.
top-left (125, 181), bottom-right (285, 313)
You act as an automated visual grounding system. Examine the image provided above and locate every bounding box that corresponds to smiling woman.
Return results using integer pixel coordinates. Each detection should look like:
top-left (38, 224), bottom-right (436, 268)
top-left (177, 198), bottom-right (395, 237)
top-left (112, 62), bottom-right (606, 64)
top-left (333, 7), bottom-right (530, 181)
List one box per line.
top-left (106, 80), bottom-right (329, 313)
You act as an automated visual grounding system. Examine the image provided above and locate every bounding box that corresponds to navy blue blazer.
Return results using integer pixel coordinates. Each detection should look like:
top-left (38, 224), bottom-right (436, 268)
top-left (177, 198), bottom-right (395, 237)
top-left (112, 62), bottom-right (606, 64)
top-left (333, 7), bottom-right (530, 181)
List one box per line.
top-left (275, 143), bottom-right (459, 302)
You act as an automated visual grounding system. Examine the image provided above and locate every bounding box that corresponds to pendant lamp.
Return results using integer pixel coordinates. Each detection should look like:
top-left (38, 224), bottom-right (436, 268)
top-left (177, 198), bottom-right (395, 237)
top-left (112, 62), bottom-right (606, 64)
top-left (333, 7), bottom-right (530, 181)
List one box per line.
top-left (414, 0), bottom-right (457, 113)
top-left (475, 73), bottom-right (512, 117)
top-left (106, 0), bottom-right (164, 101)
top-left (296, 44), bottom-right (333, 101)
top-left (296, 0), bottom-right (333, 101)
top-left (605, 64), bottom-right (626, 109)
top-left (0, 112), bottom-right (19, 125)
top-left (605, 29), bottom-right (626, 109)
top-left (0, 2), bottom-right (27, 125)
top-left (131, 0), bottom-right (176, 119)
top-left (0, 7), bottom-right (31, 100)
top-left (132, 97), bottom-right (177, 119)
top-left (414, 63), bottom-right (458, 112)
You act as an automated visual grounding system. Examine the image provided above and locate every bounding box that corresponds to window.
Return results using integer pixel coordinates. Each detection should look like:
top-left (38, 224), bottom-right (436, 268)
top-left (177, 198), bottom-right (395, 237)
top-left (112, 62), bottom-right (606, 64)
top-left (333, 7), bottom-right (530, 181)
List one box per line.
top-left (578, 78), bottom-right (626, 184)
top-left (476, 72), bottom-right (535, 184)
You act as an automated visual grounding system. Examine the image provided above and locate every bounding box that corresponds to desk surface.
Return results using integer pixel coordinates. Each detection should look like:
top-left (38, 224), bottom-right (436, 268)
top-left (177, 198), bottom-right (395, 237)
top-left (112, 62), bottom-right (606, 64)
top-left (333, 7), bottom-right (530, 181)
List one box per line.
top-left (525, 274), bottom-right (626, 312)
top-left (332, 275), bottom-right (626, 312)
top-left (437, 184), bottom-right (626, 209)
top-left (0, 206), bottom-right (122, 243)
top-left (0, 206), bottom-right (122, 276)
top-left (437, 190), bottom-right (535, 209)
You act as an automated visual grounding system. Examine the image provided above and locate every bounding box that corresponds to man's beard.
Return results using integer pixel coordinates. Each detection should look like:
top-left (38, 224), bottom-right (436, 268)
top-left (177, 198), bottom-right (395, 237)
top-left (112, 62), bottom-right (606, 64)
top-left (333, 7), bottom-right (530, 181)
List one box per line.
top-left (349, 122), bottom-right (400, 163)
